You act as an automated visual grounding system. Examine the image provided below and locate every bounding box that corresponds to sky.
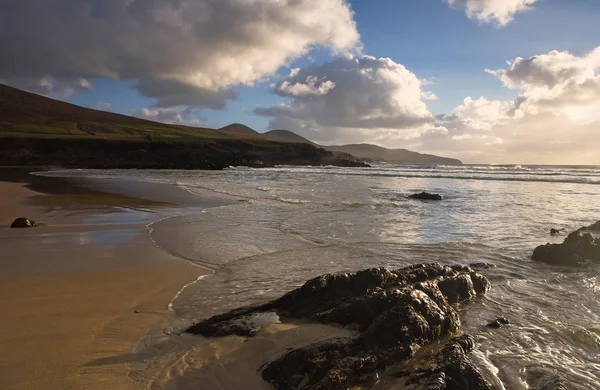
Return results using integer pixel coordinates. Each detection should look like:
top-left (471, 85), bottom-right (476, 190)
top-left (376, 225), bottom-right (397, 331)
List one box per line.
top-left (1, 0), bottom-right (600, 164)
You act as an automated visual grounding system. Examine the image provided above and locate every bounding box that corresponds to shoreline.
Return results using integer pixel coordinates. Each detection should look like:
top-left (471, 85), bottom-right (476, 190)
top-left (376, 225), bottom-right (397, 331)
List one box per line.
top-left (0, 170), bottom-right (230, 389)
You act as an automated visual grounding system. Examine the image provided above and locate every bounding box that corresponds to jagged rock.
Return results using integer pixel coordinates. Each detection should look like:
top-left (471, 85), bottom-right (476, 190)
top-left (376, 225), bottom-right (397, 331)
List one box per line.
top-left (10, 217), bottom-right (37, 228)
top-left (578, 220), bottom-right (600, 232)
top-left (409, 192), bottom-right (443, 201)
top-left (397, 335), bottom-right (492, 390)
top-left (532, 231), bottom-right (600, 266)
top-left (550, 228), bottom-right (561, 235)
top-left (187, 264), bottom-right (491, 390)
top-left (486, 317), bottom-right (510, 329)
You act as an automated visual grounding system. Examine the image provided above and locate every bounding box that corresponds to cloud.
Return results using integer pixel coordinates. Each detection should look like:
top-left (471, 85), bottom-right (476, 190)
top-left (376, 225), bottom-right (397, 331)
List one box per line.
top-left (95, 101), bottom-right (113, 111)
top-left (0, 77), bottom-right (92, 99)
top-left (444, 0), bottom-right (538, 26)
top-left (453, 96), bottom-right (517, 130)
top-left (416, 46), bottom-right (600, 163)
top-left (0, 0), bottom-right (360, 108)
top-left (255, 56), bottom-right (437, 144)
top-left (486, 47), bottom-right (600, 123)
top-left (133, 107), bottom-right (202, 127)
top-left (275, 76), bottom-right (336, 97)
top-left (258, 47), bottom-right (600, 164)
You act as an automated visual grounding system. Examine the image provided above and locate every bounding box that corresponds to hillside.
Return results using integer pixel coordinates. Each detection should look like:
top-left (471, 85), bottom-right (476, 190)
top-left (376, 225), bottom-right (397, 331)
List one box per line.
top-left (0, 84), bottom-right (366, 169)
top-left (0, 84), bottom-right (228, 141)
top-left (264, 130), bottom-right (314, 144)
top-left (325, 144), bottom-right (462, 165)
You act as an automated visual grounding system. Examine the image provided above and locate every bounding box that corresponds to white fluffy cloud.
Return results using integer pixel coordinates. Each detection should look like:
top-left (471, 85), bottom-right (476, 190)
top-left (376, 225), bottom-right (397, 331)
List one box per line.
top-left (444, 0), bottom-right (538, 26)
top-left (486, 47), bottom-right (600, 123)
top-left (0, 0), bottom-right (360, 108)
top-left (453, 97), bottom-right (517, 131)
top-left (255, 56), bottom-right (437, 144)
top-left (261, 47), bottom-right (600, 164)
top-left (418, 46), bottom-right (600, 163)
top-left (276, 76), bottom-right (337, 97)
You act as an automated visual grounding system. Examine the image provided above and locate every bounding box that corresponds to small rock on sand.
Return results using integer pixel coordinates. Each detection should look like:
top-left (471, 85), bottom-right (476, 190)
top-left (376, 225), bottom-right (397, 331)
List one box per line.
top-left (10, 218), bottom-right (37, 228)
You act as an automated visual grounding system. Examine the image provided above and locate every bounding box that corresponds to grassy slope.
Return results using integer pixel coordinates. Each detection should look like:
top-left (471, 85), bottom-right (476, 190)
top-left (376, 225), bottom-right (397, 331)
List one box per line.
top-left (0, 84), bottom-right (235, 142)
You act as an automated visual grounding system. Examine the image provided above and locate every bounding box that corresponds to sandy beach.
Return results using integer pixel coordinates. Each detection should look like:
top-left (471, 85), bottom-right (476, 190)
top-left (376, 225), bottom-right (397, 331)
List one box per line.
top-left (0, 172), bottom-right (211, 390)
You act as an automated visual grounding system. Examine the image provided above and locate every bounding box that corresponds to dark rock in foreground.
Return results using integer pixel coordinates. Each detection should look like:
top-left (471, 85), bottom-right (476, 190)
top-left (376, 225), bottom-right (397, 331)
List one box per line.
top-left (187, 264), bottom-right (491, 390)
top-left (550, 228), bottom-right (561, 235)
top-left (532, 230), bottom-right (600, 266)
top-left (409, 192), bottom-right (443, 201)
top-left (397, 335), bottom-right (492, 390)
top-left (579, 220), bottom-right (600, 232)
top-left (10, 217), bottom-right (37, 228)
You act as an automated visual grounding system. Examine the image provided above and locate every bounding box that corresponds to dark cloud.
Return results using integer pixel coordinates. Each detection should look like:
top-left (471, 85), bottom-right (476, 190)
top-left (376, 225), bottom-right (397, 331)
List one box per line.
top-left (0, 0), bottom-right (360, 107)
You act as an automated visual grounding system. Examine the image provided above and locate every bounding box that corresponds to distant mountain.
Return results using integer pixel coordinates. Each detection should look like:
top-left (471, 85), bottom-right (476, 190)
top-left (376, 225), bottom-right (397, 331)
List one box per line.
top-left (264, 130), bottom-right (314, 144)
top-left (219, 123), bottom-right (261, 137)
top-left (325, 144), bottom-right (462, 165)
top-left (261, 129), bottom-right (462, 164)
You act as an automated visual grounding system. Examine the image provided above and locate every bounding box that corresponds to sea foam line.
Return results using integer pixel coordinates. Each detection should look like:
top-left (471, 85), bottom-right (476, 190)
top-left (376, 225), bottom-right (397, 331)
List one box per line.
top-left (145, 186), bottom-right (244, 312)
top-left (145, 213), bottom-right (218, 312)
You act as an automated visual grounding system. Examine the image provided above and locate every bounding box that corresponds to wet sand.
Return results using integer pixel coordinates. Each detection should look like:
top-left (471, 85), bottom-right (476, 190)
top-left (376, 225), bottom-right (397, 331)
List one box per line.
top-left (0, 173), bottom-right (214, 390)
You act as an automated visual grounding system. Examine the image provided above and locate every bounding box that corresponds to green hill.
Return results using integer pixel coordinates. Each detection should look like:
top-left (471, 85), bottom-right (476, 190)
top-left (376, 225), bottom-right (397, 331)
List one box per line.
top-left (0, 83), bottom-right (230, 141)
top-left (0, 84), bottom-right (366, 170)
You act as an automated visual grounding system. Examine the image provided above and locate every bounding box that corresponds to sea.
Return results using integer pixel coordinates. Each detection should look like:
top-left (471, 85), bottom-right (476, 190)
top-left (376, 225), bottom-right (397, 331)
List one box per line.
top-left (41, 164), bottom-right (600, 389)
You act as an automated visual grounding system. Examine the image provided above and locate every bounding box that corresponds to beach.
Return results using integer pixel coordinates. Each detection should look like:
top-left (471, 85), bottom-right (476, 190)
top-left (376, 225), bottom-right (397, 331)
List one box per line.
top-left (1, 166), bottom-right (599, 390)
top-left (0, 172), bottom-right (212, 390)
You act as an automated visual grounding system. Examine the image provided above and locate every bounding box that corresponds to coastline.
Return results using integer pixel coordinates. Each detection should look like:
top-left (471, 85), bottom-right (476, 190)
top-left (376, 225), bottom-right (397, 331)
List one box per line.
top-left (0, 170), bottom-right (226, 389)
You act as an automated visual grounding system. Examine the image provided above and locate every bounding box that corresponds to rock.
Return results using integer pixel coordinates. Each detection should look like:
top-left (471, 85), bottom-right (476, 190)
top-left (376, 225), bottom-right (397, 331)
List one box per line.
top-left (187, 306), bottom-right (267, 338)
top-left (486, 317), bottom-right (510, 328)
top-left (10, 217), bottom-right (37, 228)
top-left (532, 231), bottom-right (600, 266)
top-left (550, 228), bottom-right (561, 235)
top-left (409, 192), bottom-right (443, 201)
top-left (396, 335), bottom-right (492, 390)
top-left (187, 263), bottom-right (491, 390)
top-left (587, 221), bottom-right (600, 231)
top-left (578, 220), bottom-right (600, 232)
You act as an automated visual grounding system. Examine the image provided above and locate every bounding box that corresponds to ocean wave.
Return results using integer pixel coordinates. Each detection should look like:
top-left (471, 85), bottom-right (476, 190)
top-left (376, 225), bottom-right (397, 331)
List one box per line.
top-left (277, 197), bottom-right (310, 204)
top-left (259, 167), bottom-right (600, 185)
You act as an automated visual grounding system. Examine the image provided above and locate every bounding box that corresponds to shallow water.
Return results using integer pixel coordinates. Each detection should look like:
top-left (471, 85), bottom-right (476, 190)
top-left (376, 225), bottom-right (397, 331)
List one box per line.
top-left (42, 165), bottom-right (600, 389)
